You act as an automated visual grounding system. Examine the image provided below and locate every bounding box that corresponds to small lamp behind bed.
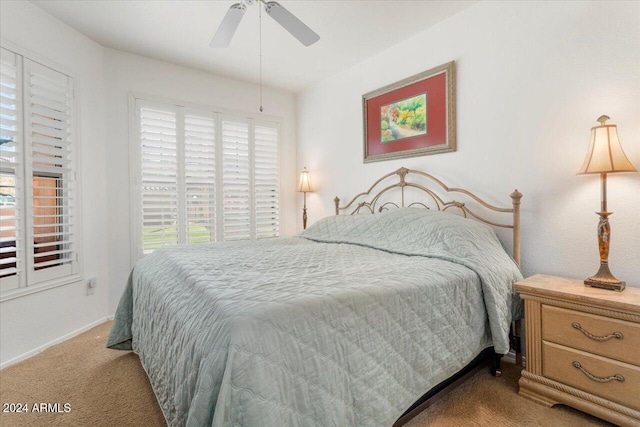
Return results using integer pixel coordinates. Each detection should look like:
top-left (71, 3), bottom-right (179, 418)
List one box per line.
top-left (297, 167), bottom-right (314, 229)
top-left (577, 115), bottom-right (637, 291)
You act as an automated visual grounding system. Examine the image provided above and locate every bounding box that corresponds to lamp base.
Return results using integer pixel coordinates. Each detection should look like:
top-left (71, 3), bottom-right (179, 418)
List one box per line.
top-left (584, 263), bottom-right (625, 292)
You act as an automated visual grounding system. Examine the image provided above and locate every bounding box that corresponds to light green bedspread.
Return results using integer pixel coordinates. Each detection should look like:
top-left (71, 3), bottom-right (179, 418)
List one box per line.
top-left (108, 209), bottom-right (523, 426)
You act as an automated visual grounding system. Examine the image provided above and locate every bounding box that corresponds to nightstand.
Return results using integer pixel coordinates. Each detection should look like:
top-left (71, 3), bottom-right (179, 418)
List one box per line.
top-left (514, 274), bottom-right (640, 426)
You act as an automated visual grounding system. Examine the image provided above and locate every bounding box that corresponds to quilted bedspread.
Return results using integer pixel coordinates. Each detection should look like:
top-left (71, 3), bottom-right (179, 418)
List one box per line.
top-left (108, 209), bottom-right (523, 427)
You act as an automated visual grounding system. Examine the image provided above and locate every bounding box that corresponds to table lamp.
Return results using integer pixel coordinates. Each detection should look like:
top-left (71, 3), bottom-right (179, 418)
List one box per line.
top-left (577, 115), bottom-right (637, 291)
top-left (297, 167), bottom-right (314, 229)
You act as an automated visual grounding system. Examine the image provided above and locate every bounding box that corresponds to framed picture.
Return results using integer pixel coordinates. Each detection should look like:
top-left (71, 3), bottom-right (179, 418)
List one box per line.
top-left (363, 61), bottom-right (456, 163)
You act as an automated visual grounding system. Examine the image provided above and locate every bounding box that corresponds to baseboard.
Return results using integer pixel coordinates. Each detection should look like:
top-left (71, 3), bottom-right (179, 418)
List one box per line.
top-left (503, 349), bottom-right (516, 363)
top-left (502, 349), bottom-right (526, 366)
top-left (0, 317), bottom-right (111, 370)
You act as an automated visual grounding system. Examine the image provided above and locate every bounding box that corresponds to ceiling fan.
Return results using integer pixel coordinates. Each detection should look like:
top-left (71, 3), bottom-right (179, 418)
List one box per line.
top-left (210, 0), bottom-right (320, 48)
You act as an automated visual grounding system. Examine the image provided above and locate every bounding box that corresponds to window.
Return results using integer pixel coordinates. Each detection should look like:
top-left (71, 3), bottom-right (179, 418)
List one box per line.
top-left (0, 47), bottom-right (79, 296)
top-left (133, 98), bottom-right (279, 259)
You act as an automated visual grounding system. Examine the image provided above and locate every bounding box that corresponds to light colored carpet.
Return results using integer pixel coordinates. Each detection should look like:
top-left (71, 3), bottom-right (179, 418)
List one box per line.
top-left (0, 321), bottom-right (612, 427)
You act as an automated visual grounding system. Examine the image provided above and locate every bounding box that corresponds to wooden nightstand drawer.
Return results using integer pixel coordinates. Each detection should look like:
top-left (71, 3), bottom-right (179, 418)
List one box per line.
top-left (542, 305), bottom-right (640, 365)
top-left (543, 341), bottom-right (640, 412)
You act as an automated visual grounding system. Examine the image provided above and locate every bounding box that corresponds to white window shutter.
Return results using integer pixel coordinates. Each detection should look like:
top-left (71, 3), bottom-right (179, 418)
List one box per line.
top-left (253, 123), bottom-right (279, 239)
top-left (139, 103), bottom-right (179, 254)
top-left (23, 59), bottom-right (77, 283)
top-left (134, 99), bottom-right (281, 255)
top-left (0, 48), bottom-right (23, 291)
top-left (221, 118), bottom-right (250, 241)
top-left (184, 111), bottom-right (216, 243)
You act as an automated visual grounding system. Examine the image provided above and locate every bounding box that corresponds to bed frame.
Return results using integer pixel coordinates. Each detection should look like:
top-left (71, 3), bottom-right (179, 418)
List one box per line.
top-left (333, 167), bottom-right (522, 264)
top-left (332, 167), bottom-right (523, 425)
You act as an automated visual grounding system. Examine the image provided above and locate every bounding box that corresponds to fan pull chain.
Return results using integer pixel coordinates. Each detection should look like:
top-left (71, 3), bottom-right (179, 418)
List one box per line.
top-left (259, 2), bottom-right (263, 112)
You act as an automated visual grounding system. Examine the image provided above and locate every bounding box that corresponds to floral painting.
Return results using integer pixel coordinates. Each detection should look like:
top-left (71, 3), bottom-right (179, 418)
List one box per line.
top-left (380, 94), bottom-right (427, 143)
top-left (363, 61), bottom-right (455, 163)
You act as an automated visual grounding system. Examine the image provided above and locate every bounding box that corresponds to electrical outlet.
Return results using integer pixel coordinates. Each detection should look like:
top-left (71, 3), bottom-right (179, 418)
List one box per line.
top-left (86, 276), bottom-right (97, 295)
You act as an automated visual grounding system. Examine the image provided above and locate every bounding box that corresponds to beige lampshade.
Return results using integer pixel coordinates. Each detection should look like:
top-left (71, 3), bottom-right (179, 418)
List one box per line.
top-left (297, 167), bottom-right (314, 192)
top-left (578, 116), bottom-right (637, 175)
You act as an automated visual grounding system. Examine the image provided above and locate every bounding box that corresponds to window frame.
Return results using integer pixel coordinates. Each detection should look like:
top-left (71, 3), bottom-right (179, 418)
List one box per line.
top-left (129, 93), bottom-right (282, 265)
top-left (0, 40), bottom-right (83, 302)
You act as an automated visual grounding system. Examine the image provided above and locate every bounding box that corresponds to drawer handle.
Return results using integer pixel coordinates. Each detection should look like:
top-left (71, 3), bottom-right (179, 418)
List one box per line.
top-left (572, 322), bottom-right (623, 341)
top-left (572, 361), bottom-right (624, 383)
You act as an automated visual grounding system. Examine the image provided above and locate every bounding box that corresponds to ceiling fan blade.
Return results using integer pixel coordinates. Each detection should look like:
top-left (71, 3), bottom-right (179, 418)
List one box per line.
top-left (210, 3), bottom-right (247, 48)
top-left (263, 1), bottom-right (320, 47)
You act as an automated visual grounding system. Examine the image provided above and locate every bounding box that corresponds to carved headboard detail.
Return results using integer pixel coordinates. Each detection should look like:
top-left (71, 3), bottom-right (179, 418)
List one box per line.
top-left (333, 167), bottom-right (522, 265)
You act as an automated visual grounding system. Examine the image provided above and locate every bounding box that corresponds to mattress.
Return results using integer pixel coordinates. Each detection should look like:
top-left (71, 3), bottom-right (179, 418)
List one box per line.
top-left (108, 208), bottom-right (523, 426)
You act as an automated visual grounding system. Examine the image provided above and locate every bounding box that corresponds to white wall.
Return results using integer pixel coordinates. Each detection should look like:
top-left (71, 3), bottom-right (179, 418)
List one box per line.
top-left (0, 1), bottom-right (109, 365)
top-left (297, 1), bottom-right (640, 285)
top-left (103, 49), bottom-right (297, 314)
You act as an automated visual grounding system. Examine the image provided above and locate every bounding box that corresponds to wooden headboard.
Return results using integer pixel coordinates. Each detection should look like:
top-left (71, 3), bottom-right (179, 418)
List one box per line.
top-left (333, 167), bottom-right (522, 266)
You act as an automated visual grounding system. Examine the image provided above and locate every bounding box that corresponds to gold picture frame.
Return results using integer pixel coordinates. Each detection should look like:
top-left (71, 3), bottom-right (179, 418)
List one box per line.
top-left (363, 61), bottom-right (456, 163)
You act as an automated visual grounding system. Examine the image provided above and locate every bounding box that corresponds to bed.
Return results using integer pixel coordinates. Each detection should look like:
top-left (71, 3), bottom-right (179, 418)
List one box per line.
top-left (108, 167), bottom-right (524, 427)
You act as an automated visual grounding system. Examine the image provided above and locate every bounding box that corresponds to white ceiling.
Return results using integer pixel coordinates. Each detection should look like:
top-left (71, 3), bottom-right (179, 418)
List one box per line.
top-left (32, 0), bottom-right (476, 93)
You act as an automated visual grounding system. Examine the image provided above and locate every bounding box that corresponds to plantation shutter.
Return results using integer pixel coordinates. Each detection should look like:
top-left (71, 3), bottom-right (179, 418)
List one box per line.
top-left (24, 59), bottom-right (77, 282)
top-left (253, 123), bottom-right (279, 239)
top-left (184, 111), bottom-right (216, 243)
top-left (138, 102), bottom-right (179, 254)
top-left (221, 118), bottom-right (250, 241)
top-left (0, 48), bottom-right (23, 291)
top-left (133, 100), bottom-right (281, 257)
